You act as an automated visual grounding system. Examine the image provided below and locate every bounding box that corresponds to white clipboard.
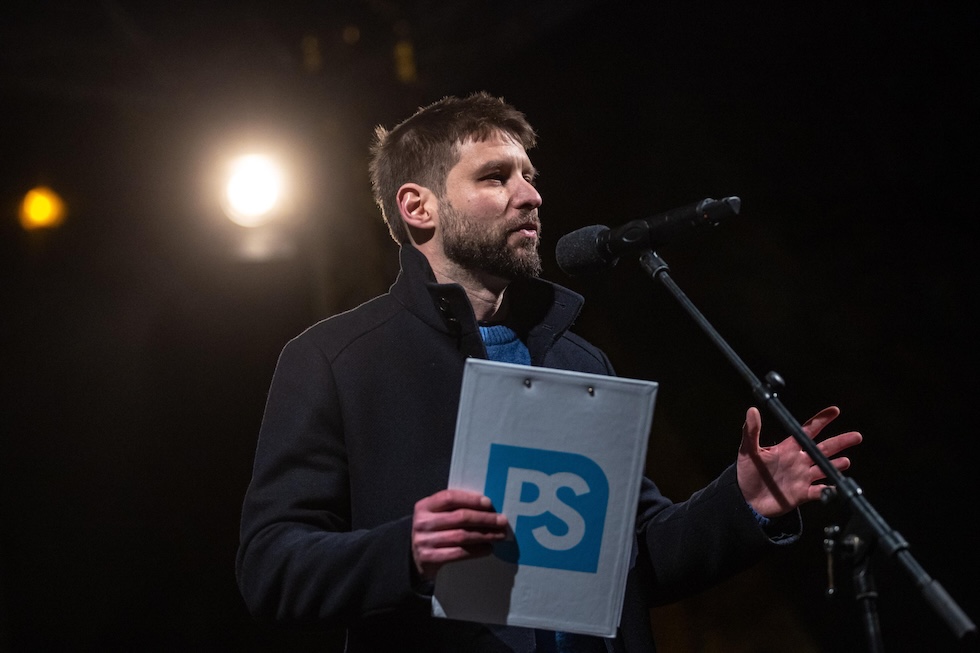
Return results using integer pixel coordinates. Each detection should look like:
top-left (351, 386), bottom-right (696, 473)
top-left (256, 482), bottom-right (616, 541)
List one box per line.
top-left (432, 359), bottom-right (658, 637)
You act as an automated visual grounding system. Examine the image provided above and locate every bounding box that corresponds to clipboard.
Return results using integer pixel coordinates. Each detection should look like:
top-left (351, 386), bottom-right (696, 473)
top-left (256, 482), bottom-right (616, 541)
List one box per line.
top-left (432, 358), bottom-right (658, 637)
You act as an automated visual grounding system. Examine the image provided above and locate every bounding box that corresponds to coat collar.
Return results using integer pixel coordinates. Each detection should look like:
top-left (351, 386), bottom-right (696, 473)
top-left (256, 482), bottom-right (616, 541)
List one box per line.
top-left (390, 245), bottom-right (586, 360)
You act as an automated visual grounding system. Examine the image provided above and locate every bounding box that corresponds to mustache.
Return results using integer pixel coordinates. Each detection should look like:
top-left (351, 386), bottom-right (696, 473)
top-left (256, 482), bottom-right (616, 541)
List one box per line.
top-left (507, 210), bottom-right (541, 235)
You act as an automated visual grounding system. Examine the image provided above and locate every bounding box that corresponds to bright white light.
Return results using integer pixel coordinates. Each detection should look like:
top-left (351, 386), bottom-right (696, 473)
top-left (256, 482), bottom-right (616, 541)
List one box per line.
top-left (223, 154), bottom-right (284, 227)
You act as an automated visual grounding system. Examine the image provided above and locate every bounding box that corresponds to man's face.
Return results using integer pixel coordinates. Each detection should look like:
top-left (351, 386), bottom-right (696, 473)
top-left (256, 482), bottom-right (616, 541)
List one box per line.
top-left (438, 132), bottom-right (543, 281)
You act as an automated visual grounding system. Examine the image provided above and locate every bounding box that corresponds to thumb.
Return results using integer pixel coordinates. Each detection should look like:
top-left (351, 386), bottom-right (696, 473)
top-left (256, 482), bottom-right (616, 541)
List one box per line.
top-left (739, 407), bottom-right (762, 455)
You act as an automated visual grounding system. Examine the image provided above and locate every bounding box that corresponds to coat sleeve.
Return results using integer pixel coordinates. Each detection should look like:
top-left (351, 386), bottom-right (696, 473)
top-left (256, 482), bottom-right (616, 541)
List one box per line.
top-left (633, 464), bottom-right (802, 606)
top-left (235, 335), bottom-right (431, 625)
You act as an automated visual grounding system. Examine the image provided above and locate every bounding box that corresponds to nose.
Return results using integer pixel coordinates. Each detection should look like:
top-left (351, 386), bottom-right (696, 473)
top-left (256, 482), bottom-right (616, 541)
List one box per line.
top-left (514, 177), bottom-right (542, 211)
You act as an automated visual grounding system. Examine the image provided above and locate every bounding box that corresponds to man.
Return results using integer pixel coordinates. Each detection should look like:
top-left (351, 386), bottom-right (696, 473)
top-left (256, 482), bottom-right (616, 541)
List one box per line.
top-left (236, 92), bottom-right (862, 652)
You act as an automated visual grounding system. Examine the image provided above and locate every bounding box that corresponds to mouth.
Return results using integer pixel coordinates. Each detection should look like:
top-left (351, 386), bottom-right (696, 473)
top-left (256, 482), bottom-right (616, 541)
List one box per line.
top-left (511, 217), bottom-right (540, 240)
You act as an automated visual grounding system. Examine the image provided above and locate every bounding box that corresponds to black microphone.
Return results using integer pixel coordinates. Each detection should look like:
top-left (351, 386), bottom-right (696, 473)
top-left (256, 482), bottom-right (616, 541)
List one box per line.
top-left (555, 196), bottom-right (741, 277)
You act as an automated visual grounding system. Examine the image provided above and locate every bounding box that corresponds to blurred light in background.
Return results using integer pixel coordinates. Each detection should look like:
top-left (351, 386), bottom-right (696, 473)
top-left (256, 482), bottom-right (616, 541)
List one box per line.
top-left (300, 34), bottom-right (322, 73)
top-left (341, 25), bottom-right (361, 45)
top-left (217, 152), bottom-right (300, 262)
top-left (222, 154), bottom-right (285, 228)
top-left (19, 186), bottom-right (67, 231)
top-left (394, 40), bottom-right (417, 84)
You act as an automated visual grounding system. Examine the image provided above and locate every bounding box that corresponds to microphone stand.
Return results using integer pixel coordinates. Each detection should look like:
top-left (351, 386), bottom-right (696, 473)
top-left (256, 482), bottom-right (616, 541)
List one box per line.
top-left (636, 249), bottom-right (976, 651)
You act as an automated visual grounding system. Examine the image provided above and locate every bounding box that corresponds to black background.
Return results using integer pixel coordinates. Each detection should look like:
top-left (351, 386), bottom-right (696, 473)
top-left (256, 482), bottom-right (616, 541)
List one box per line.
top-left (2, 2), bottom-right (977, 651)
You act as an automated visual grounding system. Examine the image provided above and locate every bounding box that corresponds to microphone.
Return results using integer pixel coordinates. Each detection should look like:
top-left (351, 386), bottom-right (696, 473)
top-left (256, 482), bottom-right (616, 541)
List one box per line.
top-left (555, 196), bottom-right (741, 277)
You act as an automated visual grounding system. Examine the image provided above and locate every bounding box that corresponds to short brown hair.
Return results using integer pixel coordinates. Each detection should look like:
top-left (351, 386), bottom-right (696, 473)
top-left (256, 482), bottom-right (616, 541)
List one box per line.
top-left (369, 92), bottom-right (537, 244)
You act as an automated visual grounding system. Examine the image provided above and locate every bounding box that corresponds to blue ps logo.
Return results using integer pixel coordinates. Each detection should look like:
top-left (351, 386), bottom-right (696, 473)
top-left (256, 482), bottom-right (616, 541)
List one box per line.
top-left (484, 444), bottom-right (608, 573)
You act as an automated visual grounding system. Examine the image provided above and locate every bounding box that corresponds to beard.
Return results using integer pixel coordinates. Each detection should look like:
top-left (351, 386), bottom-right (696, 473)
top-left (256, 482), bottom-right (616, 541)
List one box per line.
top-left (440, 201), bottom-right (543, 281)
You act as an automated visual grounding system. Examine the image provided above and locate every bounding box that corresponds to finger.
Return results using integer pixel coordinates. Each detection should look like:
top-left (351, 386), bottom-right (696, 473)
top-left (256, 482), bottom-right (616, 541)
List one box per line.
top-left (413, 538), bottom-right (499, 580)
top-left (440, 542), bottom-right (497, 559)
top-left (739, 407), bottom-right (762, 454)
top-left (415, 541), bottom-right (496, 569)
top-left (413, 526), bottom-right (507, 575)
top-left (806, 455), bottom-right (853, 485)
top-left (414, 508), bottom-right (509, 535)
top-left (818, 430), bottom-right (863, 456)
top-left (805, 484), bottom-right (831, 503)
top-left (801, 406), bottom-right (841, 440)
top-left (830, 456), bottom-right (852, 473)
top-left (416, 525), bottom-right (508, 549)
top-left (416, 488), bottom-right (495, 514)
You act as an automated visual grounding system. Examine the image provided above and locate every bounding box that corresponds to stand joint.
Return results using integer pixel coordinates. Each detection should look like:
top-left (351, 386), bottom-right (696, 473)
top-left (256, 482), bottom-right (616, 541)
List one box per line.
top-left (755, 370), bottom-right (785, 403)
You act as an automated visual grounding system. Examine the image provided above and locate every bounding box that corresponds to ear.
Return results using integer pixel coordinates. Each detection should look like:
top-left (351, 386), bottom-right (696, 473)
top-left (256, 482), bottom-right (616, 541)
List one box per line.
top-left (396, 183), bottom-right (437, 232)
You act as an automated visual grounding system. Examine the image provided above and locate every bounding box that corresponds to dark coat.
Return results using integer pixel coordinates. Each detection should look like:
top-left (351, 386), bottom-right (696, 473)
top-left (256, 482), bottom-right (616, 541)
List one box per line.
top-left (236, 245), bottom-right (798, 652)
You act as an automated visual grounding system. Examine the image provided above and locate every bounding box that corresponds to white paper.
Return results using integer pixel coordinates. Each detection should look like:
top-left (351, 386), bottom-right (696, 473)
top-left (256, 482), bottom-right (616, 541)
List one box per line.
top-left (432, 359), bottom-right (658, 637)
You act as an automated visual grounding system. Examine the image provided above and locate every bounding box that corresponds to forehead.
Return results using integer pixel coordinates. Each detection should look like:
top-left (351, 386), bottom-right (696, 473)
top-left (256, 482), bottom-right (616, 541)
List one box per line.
top-left (452, 130), bottom-right (533, 171)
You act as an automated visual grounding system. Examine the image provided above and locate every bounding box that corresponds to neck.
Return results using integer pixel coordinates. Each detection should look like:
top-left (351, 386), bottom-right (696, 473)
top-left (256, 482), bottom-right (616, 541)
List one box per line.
top-left (429, 258), bottom-right (510, 323)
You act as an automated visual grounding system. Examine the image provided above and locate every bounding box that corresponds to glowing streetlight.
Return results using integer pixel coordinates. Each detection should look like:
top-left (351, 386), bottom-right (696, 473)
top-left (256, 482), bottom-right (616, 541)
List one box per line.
top-left (20, 186), bottom-right (67, 231)
top-left (222, 154), bottom-right (284, 227)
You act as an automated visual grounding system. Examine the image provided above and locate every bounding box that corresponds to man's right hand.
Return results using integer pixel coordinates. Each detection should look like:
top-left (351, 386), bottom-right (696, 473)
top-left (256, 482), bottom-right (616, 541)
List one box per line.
top-left (411, 489), bottom-right (509, 581)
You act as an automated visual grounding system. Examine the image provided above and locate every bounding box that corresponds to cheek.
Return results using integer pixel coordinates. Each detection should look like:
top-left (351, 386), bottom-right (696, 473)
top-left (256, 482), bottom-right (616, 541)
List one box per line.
top-left (463, 192), bottom-right (508, 217)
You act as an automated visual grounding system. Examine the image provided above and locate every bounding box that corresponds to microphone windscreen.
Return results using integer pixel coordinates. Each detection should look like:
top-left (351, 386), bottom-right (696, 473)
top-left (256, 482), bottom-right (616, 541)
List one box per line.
top-left (555, 225), bottom-right (612, 278)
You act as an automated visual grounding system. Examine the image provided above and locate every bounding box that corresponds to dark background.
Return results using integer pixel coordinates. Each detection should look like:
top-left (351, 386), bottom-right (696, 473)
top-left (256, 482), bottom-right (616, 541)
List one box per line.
top-left (2, 2), bottom-right (977, 651)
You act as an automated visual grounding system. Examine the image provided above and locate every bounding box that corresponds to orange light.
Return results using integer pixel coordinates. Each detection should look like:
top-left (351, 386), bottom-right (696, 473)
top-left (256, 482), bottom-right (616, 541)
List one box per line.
top-left (342, 25), bottom-right (361, 45)
top-left (394, 40), bottom-right (417, 84)
top-left (20, 186), bottom-right (67, 230)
